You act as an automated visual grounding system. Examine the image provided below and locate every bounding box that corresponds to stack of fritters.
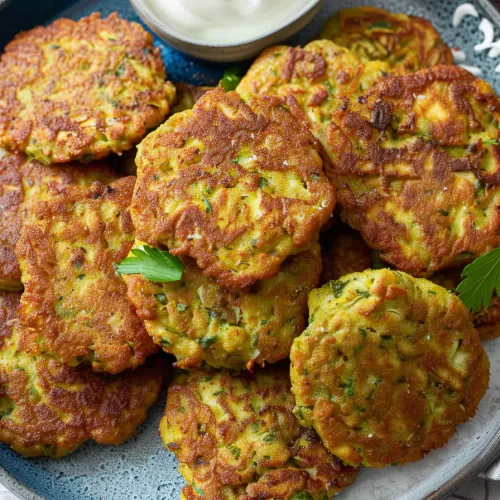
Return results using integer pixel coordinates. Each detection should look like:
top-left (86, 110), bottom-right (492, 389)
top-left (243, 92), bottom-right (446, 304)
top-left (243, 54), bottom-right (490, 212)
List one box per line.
top-left (0, 12), bottom-right (176, 457)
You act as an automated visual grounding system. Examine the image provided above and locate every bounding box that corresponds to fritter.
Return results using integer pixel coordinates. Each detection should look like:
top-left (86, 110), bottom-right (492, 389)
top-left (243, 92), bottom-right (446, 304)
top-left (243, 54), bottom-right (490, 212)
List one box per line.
top-left (321, 225), bottom-right (373, 284)
top-left (290, 269), bottom-right (489, 468)
top-left (0, 152), bottom-right (118, 291)
top-left (132, 87), bottom-right (334, 289)
top-left (237, 40), bottom-right (392, 164)
top-left (160, 364), bottom-right (358, 499)
top-left (0, 291), bottom-right (165, 458)
top-left (0, 152), bottom-right (24, 291)
top-left (171, 83), bottom-right (214, 114)
top-left (125, 241), bottom-right (321, 371)
top-left (326, 65), bottom-right (500, 276)
top-left (319, 7), bottom-right (453, 73)
top-left (0, 12), bottom-right (175, 164)
top-left (16, 176), bottom-right (158, 374)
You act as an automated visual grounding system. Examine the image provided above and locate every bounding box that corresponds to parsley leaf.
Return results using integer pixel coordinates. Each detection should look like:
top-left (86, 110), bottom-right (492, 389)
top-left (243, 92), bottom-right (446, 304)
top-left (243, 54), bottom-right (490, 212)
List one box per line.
top-left (456, 248), bottom-right (500, 312)
top-left (116, 245), bottom-right (184, 283)
top-left (220, 67), bottom-right (242, 91)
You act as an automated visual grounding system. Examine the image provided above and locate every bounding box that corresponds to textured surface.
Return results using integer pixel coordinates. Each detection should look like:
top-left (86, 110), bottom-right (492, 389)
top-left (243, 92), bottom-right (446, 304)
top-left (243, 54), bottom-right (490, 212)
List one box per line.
top-left (1, 0), bottom-right (500, 499)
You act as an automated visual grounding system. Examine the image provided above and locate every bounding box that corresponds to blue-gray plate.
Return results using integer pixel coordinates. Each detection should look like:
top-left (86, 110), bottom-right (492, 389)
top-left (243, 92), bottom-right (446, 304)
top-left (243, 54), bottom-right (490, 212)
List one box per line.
top-left (1, 1), bottom-right (500, 499)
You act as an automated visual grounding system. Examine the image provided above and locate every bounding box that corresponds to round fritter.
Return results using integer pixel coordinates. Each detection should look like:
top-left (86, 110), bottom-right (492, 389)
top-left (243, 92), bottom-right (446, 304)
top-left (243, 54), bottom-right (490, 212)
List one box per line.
top-left (319, 7), bottom-right (453, 73)
top-left (0, 291), bottom-right (166, 458)
top-left (16, 176), bottom-right (158, 374)
top-left (161, 364), bottom-right (358, 499)
top-left (325, 65), bottom-right (500, 276)
top-left (290, 269), bottom-right (489, 468)
top-left (132, 87), bottom-right (334, 289)
top-left (0, 151), bottom-right (118, 291)
top-left (321, 225), bottom-right (373, 284)
top-left (0, 12), bottom-right (175, 164)
top-left (125, 242), bottom-right (321, 371)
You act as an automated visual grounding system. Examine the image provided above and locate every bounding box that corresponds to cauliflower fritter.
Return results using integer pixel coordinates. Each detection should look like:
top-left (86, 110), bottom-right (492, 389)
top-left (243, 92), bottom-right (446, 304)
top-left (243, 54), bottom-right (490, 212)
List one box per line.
top-left (0, 291), bottom-right (166, 458)
top-left (0, 152), bottom-right (118, 291)
top-left (125, 242), bottom-right (321, 371)
top-left (16, 176), bottom-right (158, 374)
top-left (290, 269), bottom-right (489, 468)
top-left (326, 65), bottom-right (500, 276)
top-left (319, 7), bottom-right (453, 73)
top-left (237, 40), bottom-right (391, 145)
top-left (132, 87), bottom-right (334, 289)
top-left (161, 364), bottom-right (358, 499)
top-left (0, 12), bottom-right (175, 164)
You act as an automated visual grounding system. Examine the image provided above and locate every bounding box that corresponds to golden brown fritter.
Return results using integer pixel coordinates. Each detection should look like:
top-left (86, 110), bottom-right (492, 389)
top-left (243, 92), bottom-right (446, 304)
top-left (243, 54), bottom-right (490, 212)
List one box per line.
top-left (0, 291), bottom-right (166, 458)
top-left (290, 269), bottom-right (489, 468)
top-left (172, 83), bottom-right (214, 114)
top-left (326, 65), bottom-right (500, 276)
top-left (125, 242), bottom-right (321, 371)
top-left (0, 152), bottom-right (118, 291)
top-left (16, 176), bottom-right (158, 374)
top-left (161, 364), bottom-right (358, 499)
top-left (319, 7), bottom-right (453, 73)
top-left (0, 152), bottom-right (24, 291)
top-left (237, 40), bottom-right (392, 146)
top-left (321, 226), bottom-right (373, 284)
top-left (0, 12), bottom-right (175, 164)
top-left (132, 87), bottom-right (334, 289)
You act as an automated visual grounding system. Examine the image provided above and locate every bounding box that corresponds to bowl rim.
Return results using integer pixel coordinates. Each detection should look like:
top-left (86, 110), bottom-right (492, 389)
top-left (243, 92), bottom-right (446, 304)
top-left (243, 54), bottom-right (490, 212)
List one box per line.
top-left (129, 0), bottom-right (323, 48)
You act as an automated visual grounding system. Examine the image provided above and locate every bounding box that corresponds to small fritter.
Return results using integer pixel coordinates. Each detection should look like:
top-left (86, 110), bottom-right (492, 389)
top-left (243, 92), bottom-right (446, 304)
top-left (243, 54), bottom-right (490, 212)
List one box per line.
top-left (125, 242), bottom-right (321, 371)
top-left (0, 12), bottom-right (175, 164)
top-left (172, 83), bottom-right (214, 114)
top-left (319, 7), bottom-right (453, 73)
top-left (16, 176), bottom-right (158, 374)
top-left (0, 291), bottom-right (165, 458)
top-left (290, 269), bottom-right (489, 468)
top-left (0, 152), bottom-right (118, 291)
top-left (326, 66), bottom-right (500, 276)
top-left (0, 152), bottom-right (24, 291)
top-left (321, 226), bottom-right (373, 284)
top-left (132, 87), bottom-right (334, 289)
top-left (237, 40), bottom-right (391, 145)
top-left (161, 364), bottom-right (358, 499)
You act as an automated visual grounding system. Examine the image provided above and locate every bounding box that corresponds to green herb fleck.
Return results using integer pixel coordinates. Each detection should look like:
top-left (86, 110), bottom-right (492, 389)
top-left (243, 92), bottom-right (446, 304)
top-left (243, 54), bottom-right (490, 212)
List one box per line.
top-left (220, 67), bottom-right (242, 91)
top-left (483, 139), bottom-right (499, 145)
top-left (339, 376), bottom-right (355, 399)
top-left (258, 177), bottom-right (269, 188)
top-left (155, 293), bottom-right (167, 304)
top-left (77, 274), bottom-right (85, 280)
top-left (359, 328), bottom-right (367, 340)
top-left (356, 289), bottom-right (370, 298)
top-left (115, 62), bottom-right (125, 77)
top-left (263, 433), bottom-right (276, 444)
top-left (228, 444), bottom-right (241, 459)
top-left (203, 198), bottom-right (212, 214)
top-left (330, 279), bottom-right (348, 298)
top-left (439, 210), bottom-right (449, 216)
top-left (176, 303), bottom-right (188, 312)
top-left (199, 336), bottom-right (217, 349)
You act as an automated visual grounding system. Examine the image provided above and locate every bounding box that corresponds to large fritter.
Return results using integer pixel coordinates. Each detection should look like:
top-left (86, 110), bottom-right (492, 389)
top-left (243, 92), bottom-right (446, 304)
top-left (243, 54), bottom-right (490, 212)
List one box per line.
top-left (319, 7), bottom-right (453, 73)
top-left (132, 87), bottom-right (334, 289)
top-left (0, 12), bottom-right (175, 164)
top-left (326, 65), bottom-right (500, 276)
top-left (161, 364), bottom-right (358, 499)
top-left (0, 152), bottom-right (118, 291)
top-left (125, 242), bottom-right (321, 371)
top-left (0, 291), bottom-right (165, 458)
top-left (16, 176), bottom-right (158, 374)
top-left (290, 269), bottom-right (489, 468)
top-left (237, 39), bottom-right (391, 138)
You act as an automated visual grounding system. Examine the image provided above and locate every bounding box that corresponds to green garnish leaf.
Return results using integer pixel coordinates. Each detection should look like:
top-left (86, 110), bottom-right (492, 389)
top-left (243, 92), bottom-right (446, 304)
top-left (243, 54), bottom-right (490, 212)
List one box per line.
top-left (456, 248), bottom-right (500, 312)
top-left (203, 198), bottom-right (212, 214)
top-left (482, 139), bottom-right (499, 145)
top-left (116, 245), bottom-right (184, 283)
top-left (220, 67), bottom-right (242, 91)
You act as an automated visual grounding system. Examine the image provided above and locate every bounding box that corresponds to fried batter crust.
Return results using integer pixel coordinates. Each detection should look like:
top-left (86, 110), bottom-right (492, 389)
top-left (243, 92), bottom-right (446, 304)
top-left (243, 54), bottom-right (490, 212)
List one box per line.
top-left (0, 291), bottom-right (165, 458)
top-left (326, 65), bottom-right (500, 275)
top-left (319, 7), bottom-right (453, 73)
top-left (125, 242), bottom-right (321, 371)
top-left (161, 365), bottom-right (357, 499)
top-left (132, 87), bottom-right (334, 289)
top-left (290, 269), bottom-right (489, 467)
top-left (0, 12), bottom-right (175, 164)
top-left (16, 176), bottom-right (157, 374)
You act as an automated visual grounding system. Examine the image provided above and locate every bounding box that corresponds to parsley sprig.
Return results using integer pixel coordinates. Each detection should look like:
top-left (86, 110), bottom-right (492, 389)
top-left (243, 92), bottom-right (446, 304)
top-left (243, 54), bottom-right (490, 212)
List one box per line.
top-left (220, 67), bottom-right (242, 92)
top-left (116, 245), bottom-right (184, 283)
top-left (456, 248), bottom-right (500, 312)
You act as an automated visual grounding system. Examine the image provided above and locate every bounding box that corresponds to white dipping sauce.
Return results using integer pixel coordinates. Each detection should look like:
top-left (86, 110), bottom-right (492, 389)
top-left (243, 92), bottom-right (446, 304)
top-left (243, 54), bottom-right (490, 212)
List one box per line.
top-left (144, 0), bottom-right (316, 45)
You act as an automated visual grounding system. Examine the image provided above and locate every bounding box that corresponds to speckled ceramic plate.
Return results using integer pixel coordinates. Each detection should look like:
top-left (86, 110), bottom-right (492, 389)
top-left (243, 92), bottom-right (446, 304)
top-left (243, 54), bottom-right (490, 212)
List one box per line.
top-left (1, 1), bottom-right (500, 499)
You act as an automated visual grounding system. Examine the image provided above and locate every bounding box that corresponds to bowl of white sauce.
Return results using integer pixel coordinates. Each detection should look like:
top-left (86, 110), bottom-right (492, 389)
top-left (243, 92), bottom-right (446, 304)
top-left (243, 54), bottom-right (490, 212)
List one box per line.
top-left (129, 0), bottom-right (326, 62)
